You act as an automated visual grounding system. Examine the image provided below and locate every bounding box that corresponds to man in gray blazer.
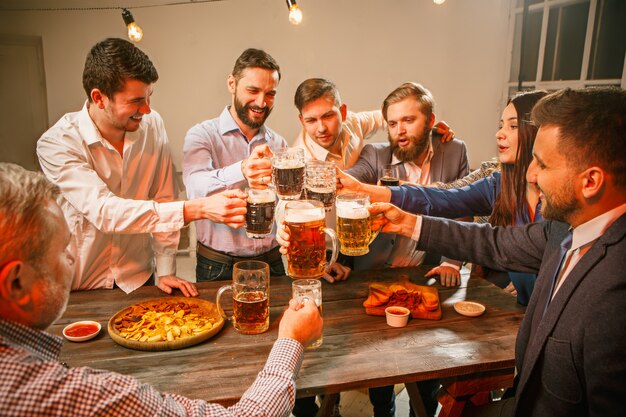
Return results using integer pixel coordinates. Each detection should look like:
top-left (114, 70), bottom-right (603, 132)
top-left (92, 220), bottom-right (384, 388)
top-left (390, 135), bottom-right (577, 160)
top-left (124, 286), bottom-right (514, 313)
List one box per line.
top-left (369, 87), bottom-right (626, 417)
top-left (345, 82), bottom-right (469, 273)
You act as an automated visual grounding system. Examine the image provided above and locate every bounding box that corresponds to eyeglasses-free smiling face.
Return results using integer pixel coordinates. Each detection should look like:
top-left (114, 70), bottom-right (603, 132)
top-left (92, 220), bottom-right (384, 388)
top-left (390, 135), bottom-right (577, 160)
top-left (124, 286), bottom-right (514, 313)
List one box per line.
top-left (100, 78), bottom-right (153, 134)
top-left (496, 102), bottom-right (519, 165)
top-left (229, 67), bottom-right (279, 130)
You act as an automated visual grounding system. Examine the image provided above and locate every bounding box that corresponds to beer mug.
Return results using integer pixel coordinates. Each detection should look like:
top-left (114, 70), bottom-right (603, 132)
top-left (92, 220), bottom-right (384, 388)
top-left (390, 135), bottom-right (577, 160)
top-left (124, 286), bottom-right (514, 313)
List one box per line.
top-left (305, 160), bottom-right (336, 211)
top-left (245, 188), bottom-right (276, 239)
top-left (381, 164), bottom-right (400, 186)
top-left (285, 200), bottom-right (338, 279)
top-left (292, 279), bottom-right (323, 348)
top-left (335, 193), bottom-right (380, 256)
top-left (271, 148), bottom-right (305, 200)
top-left (216, 260), bottom-right (270, 334)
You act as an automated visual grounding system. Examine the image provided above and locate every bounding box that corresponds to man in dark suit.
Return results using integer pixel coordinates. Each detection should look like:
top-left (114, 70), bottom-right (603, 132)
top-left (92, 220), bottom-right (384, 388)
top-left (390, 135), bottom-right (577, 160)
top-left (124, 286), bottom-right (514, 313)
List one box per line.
top-left (368, 87), bottom-right (626, 417)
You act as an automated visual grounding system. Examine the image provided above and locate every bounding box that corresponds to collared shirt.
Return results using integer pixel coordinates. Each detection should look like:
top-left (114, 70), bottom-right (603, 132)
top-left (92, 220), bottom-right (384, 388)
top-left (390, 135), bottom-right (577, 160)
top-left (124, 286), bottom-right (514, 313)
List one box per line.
top-left (387, 141), bottom-right (443, 267)
top-left (183, 107), bottom-right (287, 256)
top-left (553, 202), bottom-right (626, 296)
top-left (292, 110), bottom-right (386, 170)
top-left (37, 102), bottom-right (184, 293)
top-left (0, 318), bottom-right (303, 417)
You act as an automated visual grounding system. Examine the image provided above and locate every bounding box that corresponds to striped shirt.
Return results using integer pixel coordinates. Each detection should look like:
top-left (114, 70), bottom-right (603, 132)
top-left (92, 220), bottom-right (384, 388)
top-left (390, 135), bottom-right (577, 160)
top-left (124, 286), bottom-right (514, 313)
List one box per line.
top-left (0, 319), bottom-right (303, 417)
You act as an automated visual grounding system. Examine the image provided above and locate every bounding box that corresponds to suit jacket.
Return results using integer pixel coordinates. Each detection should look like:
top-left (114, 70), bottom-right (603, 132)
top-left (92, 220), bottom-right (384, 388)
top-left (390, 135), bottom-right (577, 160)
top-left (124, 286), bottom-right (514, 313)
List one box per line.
top-left (417, 214), bottom-right (626, 417)
top-left (346, 137), bottom-right (469, 269)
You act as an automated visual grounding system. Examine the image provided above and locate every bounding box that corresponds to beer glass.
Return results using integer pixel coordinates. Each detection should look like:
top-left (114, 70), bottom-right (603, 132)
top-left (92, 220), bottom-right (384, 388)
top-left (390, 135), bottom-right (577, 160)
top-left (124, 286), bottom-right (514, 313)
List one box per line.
top-left (381, 164), bottom-right (400, 186)
top-left (305, 160), bottom-right (336, 211)
top-left (271, 148), bottom-right (305, 200)
top-left (335, 193), bottom-right (380, 256)
top-left (245, 188), bottom-right (276, 239)
top-left (216, 260), bottom-right (270, 334)
top-left (292, 279), bottom-right (323, 348)
top-left (285, 200), bottom-right (338, 279)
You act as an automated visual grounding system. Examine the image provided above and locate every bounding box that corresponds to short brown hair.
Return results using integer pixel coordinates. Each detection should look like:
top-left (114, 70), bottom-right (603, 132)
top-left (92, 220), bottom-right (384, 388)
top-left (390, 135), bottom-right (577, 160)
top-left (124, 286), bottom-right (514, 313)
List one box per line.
top-left (382, 82), bottom-right (434, 122)
top-left (531, 87), bottom-right (626, 188)
top-left (0, 163), bottom-right (61, 266)
top-left (294, 78), bottom-right (342, 113)
top-left (231, 48), bottom-right (281, 81)
top-left (82, 38), bottom-right (158, 101)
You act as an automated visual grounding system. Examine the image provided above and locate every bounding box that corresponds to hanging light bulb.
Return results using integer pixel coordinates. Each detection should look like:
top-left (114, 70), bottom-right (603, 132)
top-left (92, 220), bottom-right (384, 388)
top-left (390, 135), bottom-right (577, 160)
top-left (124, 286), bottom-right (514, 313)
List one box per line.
top-left (122, 8), bottom-right (143, 42)
top-left (286, 0), bottom-right (303, 25)
top-left (433, 0), bottom-right (446, 4)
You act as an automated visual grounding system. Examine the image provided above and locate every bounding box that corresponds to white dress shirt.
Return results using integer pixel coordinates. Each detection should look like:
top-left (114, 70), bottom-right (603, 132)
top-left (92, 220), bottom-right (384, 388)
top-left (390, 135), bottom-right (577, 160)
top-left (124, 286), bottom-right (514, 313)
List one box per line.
top-left (37, 102), bottom-right (184, 293)
top-left (292, 110), bottom-right (386, 170)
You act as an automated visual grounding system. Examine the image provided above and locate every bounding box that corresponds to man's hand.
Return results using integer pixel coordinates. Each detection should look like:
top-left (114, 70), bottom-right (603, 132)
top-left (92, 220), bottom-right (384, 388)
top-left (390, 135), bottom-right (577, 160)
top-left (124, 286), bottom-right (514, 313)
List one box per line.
top-left (433, 121), bottom-right (454, 143)
top-left (323, 262), bottom-right (351, 283)
top-left (276, 221), bottom-right (290, 255)
top-left (242, 144), bottom-right (273, 189)
top-left (425, 265), bottom-right (461, 287)
top-left (278, 298), bottom-right (323, 347)
top-left (368, 202), bottom-right (418, 238)
top-left (157, 275), bottom-right (199, 297)
top-left (185, 189), bottom-right (247, 227)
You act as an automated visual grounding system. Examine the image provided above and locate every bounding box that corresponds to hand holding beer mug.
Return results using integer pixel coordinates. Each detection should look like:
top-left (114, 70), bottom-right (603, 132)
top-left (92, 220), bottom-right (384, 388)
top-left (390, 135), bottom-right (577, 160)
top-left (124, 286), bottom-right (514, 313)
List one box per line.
top-left (380, 164), bottom-right (400, 186)
top-left (216, 261), bottom-right (270, 334)
top-left (271, 148), bottom-right (305, 200)
top-left (285, 200), bottom-right (338, 279)
top-left (292, 279), bottom-right (323, 348)
top-left (336, 193), bottom-right (381, 256)
top-left (245, 188), bottom-right (276, 239)
top-left (305, 160), bottom-right (336, 211)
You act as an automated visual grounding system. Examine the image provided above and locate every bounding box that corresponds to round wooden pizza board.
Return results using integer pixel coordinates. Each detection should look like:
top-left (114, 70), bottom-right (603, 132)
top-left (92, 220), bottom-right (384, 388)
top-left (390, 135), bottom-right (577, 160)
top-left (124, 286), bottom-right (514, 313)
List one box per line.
top-left (108, 296), bottom-right (225, 351)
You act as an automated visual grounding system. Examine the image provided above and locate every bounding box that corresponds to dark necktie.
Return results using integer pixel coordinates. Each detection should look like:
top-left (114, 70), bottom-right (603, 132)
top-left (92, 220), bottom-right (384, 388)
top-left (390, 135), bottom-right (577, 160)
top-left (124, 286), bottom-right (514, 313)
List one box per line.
top-left (529, 231), bottom-right (573, 343)
top-left (543, 231), bottom-right (573, 316)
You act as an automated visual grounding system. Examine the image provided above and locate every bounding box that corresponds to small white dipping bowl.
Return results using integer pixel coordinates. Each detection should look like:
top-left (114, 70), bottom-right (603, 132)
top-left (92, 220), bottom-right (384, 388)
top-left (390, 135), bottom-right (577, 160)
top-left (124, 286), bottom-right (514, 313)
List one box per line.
top-left (385, 306), bottom-right (410, 327)
top-left (63, 320), bottom-right (101, 342)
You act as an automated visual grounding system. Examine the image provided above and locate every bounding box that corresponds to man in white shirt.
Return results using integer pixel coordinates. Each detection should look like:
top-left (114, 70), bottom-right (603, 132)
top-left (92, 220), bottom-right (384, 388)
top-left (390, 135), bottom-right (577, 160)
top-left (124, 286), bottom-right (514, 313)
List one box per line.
top-left (37, 38), bottom-right (247, 295)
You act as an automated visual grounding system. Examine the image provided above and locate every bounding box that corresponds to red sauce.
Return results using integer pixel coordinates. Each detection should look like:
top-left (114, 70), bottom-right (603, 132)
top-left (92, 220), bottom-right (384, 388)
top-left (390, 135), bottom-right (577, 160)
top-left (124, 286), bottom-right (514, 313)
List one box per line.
top-left (387, 308), bottom-right (408, 316)
top-left (65, 323), bottom-right (99, 337)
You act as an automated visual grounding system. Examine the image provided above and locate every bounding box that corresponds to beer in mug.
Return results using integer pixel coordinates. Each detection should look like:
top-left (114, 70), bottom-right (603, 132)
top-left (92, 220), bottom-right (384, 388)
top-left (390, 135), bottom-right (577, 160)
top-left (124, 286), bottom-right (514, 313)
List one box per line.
top-left (271, 148), bottom-right (305, 200)
top-left (245, 188), bottom-right (276, 239)
top-left (335, 193), bottom-right (380, 256)
top-left (285, 200), bottom-right (338, 279)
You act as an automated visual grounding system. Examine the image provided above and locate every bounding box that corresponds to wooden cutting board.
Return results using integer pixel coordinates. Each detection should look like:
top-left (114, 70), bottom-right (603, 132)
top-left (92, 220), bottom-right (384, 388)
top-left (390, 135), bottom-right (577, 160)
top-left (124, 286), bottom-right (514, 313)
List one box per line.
top-left (108, 296), bottom-right (224, 351)
top-left (363, 281), bottom-right (442, 320)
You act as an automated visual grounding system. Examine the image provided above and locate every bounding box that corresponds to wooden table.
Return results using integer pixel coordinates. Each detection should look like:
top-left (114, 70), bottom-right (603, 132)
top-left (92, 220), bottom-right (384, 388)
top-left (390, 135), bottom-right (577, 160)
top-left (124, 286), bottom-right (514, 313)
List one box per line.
top-left (51, 266), bottom-right (525, 416)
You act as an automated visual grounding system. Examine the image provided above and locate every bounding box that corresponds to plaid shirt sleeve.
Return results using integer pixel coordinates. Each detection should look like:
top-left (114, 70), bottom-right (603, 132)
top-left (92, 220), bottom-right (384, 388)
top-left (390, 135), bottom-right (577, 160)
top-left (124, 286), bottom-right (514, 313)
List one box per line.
top-left (2, 337), bottom-right (304, 417)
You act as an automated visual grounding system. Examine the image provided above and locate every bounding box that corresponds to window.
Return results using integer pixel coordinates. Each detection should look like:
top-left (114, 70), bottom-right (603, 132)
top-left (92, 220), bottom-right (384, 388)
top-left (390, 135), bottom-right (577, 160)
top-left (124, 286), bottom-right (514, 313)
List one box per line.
top-left (506, 0), bottom-right (625, 96)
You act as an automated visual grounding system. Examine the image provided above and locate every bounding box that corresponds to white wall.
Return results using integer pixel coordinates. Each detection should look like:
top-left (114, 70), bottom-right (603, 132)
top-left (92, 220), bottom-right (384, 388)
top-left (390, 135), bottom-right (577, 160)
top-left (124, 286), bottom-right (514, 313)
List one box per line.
top-left (0, 0), bottom-right (513, 170)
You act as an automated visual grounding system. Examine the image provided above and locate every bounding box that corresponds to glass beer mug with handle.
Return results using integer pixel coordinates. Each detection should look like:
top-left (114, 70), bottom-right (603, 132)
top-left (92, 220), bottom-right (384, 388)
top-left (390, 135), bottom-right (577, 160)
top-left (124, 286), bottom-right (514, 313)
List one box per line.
top-left (284, 200), bottom-right (339, 279)
top-left (292, 279), bottom-right (323, 348)
top-left (304, 160), bottom-right (336, 211)
top-left (216, 260), bottom-right (270, 334)
top-left (244, 188), bottom-right (276, 239)
top-left (335, 193), bottom-right (381, 256)
top-left (271, 147), bottom-right (305, 200)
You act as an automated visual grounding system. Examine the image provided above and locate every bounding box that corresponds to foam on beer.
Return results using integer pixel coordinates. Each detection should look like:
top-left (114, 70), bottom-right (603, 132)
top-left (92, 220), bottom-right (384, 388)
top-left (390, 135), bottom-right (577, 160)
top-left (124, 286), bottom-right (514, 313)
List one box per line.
top-left (285, 201), bottom-right (324, 223)
top-left (336, 201), bottom-right (369, 219)
top-left (273, 159), bottom-right (305, 169)
top-left (247, 190), bottom-right (276, 204)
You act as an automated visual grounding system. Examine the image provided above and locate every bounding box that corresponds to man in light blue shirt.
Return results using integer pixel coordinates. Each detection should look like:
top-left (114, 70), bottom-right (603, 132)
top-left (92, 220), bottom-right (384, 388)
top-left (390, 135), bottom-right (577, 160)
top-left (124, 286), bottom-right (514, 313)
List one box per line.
top-left (183, 48), bottom-right (286, 281)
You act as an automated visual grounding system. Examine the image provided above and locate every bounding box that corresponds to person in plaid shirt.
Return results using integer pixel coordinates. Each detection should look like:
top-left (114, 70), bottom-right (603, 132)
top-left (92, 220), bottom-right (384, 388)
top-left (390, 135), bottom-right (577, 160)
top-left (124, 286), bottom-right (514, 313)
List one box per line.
top-left (0, 162), bottom-right (323, 416)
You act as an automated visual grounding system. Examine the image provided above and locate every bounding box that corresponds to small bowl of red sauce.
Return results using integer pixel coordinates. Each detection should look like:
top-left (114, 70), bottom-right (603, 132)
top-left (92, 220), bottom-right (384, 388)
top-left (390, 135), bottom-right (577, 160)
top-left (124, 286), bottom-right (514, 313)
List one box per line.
top-left (385, 306), bottom-right (410, 327)
top-left (63, 321), bottom-right (101, 342)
